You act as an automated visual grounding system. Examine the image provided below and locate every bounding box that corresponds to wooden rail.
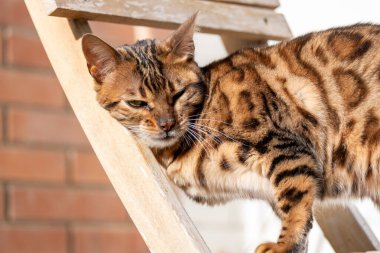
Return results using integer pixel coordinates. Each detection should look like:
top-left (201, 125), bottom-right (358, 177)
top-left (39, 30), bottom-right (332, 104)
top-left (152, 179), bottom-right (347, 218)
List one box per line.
top-left (315, 204), bottom-right (380, 253)
top-left (24, 1), bottom-right (211, 253)
top-left (46, 0), bottom-right (291, 41)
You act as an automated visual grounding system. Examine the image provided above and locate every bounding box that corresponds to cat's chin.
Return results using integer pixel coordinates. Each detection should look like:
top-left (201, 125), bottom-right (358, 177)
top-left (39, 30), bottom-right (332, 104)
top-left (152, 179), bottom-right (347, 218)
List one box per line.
top-left (143, 136), bottom-right (180, 149)
top-left (136, 131), bottom-right (182, 149)
top-left (140, 127), bottom-right (189, 149)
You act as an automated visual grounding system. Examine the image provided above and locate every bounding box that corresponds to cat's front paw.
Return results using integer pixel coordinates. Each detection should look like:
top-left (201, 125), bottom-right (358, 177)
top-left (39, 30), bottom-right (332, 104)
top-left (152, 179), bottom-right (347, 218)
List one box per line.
top-left (255, 242), bottom-right (288, 253)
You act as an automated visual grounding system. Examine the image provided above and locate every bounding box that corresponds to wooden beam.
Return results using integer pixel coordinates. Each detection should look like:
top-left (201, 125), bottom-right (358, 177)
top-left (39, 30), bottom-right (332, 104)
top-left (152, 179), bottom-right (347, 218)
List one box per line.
top-left (315, 204), bottom-right (380, 253)
top-left (46, 0), bottom-right (291, 41)
top-left (24, 1), bottom-right (211, 253)
top-left (205, 0), bottom-right (280, 9)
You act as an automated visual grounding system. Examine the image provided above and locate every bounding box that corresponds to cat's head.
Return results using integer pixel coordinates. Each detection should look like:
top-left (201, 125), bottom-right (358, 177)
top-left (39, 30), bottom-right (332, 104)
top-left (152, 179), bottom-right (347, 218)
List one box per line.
top-left (82, 14), bottom-right (206, 149)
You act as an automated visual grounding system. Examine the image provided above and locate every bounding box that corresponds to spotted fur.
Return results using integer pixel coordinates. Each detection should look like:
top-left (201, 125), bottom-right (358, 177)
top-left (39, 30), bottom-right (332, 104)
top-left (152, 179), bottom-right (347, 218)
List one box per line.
top-left (82, 15), bottom-right (380, 253)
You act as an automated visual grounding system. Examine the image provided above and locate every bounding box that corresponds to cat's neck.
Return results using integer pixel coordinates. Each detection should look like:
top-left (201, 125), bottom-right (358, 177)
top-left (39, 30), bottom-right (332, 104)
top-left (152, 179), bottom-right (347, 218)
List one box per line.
top-left (151, 146), bottom-right (176, 168)
top-left (200, 54), bottom-right (236, 87)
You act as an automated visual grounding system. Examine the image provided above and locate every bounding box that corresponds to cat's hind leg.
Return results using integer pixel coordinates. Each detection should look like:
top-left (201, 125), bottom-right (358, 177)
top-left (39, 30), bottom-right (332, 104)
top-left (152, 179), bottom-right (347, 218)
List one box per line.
top-left (255, 149), bottom-right (322, 253)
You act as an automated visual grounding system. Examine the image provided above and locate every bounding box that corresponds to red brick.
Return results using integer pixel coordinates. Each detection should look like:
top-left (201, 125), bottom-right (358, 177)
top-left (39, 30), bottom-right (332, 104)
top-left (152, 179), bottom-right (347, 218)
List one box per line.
top-left (0, 69), bottom-right (65, 108)
top-left (90, 22), bottom-right (170, 47)
top-left (90, 21), bottom-right (136, 47)
top-left (69, 151), bottom-right (109, 185)
top-left (0, 225), bottom-right (67, 253)
top-left (7, 107), bottom-right (88, 146)
top-left (150, 27), bottom-right (171, 40)
top-left (9, 185), bottom-right (128, 221)
top-left (0, 29), bottom-right (3, 63)
top-left (0, 146), bottom-right (65, 182)
top-left (73, 225), bottom-right (149, 253)
top-left (5, 28), bottom-right (51, 69)
top-left (0, 107), bottom-right (3, 141)
top-left (0, 187), bottom-right (4, 220)
top-left (0, 0), bottom-right (34, 28)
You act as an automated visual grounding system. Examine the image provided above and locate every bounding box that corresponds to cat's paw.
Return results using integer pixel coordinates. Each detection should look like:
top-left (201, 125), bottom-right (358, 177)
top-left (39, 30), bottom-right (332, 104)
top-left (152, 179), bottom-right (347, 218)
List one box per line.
top-left (255, 242), bottom-right (288, 253)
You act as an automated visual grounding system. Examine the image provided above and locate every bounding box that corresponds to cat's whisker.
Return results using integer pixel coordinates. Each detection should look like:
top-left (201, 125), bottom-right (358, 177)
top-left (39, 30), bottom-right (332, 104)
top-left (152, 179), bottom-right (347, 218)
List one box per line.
top-left (194, 124), bottom-right (234, 140)
top-left (125, 126), bottom-right (161, 136)
top-left (192, 118), bottom-right (233, 125)
top-left (183, 131), bottom-right (196, 151)
top-left (188, 112), bottom-right (217, 119)
top-left (191, 123), bottom-right (242, 144)
top-left (188, 124), bottom-right (222, 146)
top-left (185, 128), bottom-right (202, 148)
top-left (186, 127), bottom-right (213, 158)
top-left (182, 132), bottom-right (192, 147)
top-left (178, 119), bottom-right (227, 147)
top-left (188, 124), bottom-right (220, 152)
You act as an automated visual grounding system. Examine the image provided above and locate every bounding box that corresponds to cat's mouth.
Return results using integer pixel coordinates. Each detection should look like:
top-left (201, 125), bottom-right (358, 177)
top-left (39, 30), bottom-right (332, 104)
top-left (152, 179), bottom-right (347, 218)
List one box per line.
top-left (161, 130), bottom-right (177, 139)
top-left (152, 129), bottom-right (179, 141)
top-left (140, 128), bottom-right (184, 148)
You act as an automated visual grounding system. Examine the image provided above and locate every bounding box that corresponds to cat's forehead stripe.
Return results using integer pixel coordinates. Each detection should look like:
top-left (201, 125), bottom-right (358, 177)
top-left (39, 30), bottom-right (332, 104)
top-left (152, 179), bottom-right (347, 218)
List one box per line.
top-left (139, 86), bottom-right (147, 98)
top-left (124, 40), bottom-right (169, 93)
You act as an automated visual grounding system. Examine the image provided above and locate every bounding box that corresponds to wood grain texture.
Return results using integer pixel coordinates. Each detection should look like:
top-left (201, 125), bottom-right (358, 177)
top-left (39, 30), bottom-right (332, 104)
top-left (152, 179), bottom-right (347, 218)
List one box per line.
top-left (205, 0), bottom-right (280, 9)
top-left (315, 204), bottom-right (380, 253)
top-left (24, 1), bottom-right (211, 252)
top-left (46, 0), bottom-right (291, 41)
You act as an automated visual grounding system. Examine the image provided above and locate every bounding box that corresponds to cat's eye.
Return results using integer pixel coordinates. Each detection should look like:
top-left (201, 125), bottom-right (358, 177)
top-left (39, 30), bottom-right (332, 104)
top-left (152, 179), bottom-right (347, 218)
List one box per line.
top-left (126, 100), bottom-right (148, 108)
top-left (172, 88), bottom-right (186, 103)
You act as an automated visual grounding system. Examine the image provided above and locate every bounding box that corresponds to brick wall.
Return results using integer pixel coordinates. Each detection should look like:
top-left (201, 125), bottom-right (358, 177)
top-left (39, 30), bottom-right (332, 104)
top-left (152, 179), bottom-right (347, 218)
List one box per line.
top-left (0, 1), bottom-right (170, 252)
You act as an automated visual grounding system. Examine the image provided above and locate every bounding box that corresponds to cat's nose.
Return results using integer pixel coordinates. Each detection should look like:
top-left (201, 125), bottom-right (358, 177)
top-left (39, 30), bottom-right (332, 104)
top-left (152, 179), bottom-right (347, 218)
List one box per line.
top-left (158, 117), bottom-right (176, 132)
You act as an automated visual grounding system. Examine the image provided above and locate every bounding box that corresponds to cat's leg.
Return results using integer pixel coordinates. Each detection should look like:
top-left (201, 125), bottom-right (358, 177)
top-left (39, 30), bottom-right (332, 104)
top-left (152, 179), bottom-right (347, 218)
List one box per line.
top-left (255, 155), bottom-right (322, 253)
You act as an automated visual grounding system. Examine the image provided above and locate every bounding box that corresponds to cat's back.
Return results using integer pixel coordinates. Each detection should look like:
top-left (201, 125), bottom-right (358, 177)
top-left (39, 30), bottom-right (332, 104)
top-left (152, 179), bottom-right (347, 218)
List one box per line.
top-left (274, 23), bottom-right (380, 65)
top-left (262, 24), bottom-right (380, 197)
top-left (266, 23), bottom-right (380, 125)
top-left (205, 24), bottom-right (380, 146)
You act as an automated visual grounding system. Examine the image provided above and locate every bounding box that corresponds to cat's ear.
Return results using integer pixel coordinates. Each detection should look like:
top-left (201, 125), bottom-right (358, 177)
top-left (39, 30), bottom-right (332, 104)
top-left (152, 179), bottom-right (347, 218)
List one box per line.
top-left (158, 12), bottom-right (198, 63)
top-left (82, 34), bottom-right (121, 83)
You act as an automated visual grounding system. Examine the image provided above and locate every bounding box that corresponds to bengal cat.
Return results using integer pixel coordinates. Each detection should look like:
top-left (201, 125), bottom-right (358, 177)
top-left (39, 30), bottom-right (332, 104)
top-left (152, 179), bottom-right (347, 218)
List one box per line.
top-left (82, 14), bottom-right (380, 253)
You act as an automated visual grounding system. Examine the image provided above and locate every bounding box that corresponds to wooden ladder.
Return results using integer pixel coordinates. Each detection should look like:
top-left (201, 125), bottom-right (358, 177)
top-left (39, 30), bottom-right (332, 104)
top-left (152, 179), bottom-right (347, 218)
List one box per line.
top-left (24, 0), bottom-right (380, 252)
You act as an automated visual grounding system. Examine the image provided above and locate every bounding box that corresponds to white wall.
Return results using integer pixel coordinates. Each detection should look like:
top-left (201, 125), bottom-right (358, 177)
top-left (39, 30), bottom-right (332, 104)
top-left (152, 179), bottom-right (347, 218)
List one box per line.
top-left (279, 0), bottom-right (380, 36)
